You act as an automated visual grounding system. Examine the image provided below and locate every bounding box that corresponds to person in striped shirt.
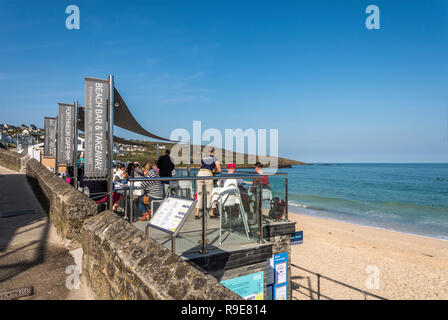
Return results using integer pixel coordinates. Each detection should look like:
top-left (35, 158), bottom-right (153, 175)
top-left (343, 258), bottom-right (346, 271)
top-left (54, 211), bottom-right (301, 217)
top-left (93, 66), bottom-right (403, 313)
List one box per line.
top-left (142, 165), bottom-right (165, 199)
top-left (138, 162), bottom-right (165, 221)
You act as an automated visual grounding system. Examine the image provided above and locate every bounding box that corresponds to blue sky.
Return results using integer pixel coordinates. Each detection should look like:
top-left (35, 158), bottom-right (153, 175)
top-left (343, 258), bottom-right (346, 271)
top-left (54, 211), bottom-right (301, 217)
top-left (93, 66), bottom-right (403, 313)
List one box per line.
top-left (0, 0), bottom-right (447, 163)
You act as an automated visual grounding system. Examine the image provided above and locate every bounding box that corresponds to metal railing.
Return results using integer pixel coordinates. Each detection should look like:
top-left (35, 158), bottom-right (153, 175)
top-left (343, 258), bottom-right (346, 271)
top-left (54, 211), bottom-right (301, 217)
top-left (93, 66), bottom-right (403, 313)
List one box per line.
top-left (291, 263), bottom-right (387, 300)
top-left (122, 172), bottom-right (288, 254)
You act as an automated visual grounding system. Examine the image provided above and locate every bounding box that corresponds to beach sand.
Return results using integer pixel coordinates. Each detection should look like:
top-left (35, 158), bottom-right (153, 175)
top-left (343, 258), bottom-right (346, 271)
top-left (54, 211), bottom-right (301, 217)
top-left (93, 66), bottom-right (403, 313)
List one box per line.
top-left (288, 213), bottom-right (448, 300)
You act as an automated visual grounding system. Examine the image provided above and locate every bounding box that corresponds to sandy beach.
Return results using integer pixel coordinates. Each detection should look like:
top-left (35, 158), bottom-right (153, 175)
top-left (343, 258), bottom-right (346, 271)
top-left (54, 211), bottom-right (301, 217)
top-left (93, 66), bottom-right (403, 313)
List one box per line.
top-left (288, 212), bottom-right (448, 300)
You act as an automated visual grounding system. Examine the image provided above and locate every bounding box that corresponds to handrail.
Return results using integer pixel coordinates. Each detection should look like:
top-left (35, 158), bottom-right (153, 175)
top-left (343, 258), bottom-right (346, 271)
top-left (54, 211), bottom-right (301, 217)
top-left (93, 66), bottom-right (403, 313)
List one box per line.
top-left (291, 263), bottom-right (387, 300)
top-left (128, 173), bottom-right (287, 183)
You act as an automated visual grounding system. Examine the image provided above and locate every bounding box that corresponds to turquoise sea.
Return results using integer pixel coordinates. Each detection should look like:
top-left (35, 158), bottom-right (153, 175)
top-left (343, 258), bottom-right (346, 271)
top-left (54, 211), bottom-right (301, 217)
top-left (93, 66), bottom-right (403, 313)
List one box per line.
top-left (270, 164), bottom-right (448, 241)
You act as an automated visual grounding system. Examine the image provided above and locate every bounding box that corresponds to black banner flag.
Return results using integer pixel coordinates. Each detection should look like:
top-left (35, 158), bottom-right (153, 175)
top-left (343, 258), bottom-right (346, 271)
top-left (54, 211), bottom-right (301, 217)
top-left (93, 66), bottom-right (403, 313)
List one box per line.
top-left (44, 117), bottom-right (57, 157)
top-left (84, 77), bottom-right (109, 179)
top-left (57, 103), bottom-right (75, 165)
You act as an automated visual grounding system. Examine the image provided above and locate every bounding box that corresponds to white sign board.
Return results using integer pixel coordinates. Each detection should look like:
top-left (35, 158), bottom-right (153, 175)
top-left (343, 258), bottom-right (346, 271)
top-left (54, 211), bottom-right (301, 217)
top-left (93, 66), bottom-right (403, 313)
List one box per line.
top-left (274, 285), bottom-right (287, 300)
top-left (275, 262), bottom-right (287, 284)
top-left (149, 197), bottom-right (195, 234)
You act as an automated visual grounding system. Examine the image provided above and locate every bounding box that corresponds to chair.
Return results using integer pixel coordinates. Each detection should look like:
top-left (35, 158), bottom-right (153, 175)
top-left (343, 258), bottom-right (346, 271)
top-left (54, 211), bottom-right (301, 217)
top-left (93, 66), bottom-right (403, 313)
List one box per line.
top-left (246, 184), bottom-right (273, 225)
top-left (210, 180), bottom-right (250, 245)
top-left (82, 186), bottom-right (90, 197)
top-left (133, 181), bottom-right (144, 196)
top-left (178, 180), bottom-right (193, 198)
top-left (151, 199), bottom-right (163, 215)
top-left (167, 181), bottom-right (180, 196)
top-left (262, 188), bottom-right (273, 206)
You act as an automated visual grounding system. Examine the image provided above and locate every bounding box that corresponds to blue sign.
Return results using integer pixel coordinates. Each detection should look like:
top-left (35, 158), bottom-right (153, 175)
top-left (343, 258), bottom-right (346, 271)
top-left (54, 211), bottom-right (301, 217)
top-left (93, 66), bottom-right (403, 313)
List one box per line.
top-left (220, 271), bottom-right (264, 300)
top-left (267, 252), bottom-right (289, 300)
top-left (291, 231), bottom-right (303, 245)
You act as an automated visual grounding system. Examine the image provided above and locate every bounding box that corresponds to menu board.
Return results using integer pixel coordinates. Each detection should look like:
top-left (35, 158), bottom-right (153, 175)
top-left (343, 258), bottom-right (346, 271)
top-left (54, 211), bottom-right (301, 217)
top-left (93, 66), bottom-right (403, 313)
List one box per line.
top-left (149, 197), bottom-right (195, 234)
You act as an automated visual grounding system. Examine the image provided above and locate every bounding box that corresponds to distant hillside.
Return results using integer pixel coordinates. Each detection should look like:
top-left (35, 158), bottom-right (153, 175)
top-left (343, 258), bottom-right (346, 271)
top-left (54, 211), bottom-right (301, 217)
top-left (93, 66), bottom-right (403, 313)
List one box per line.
top-left (115, 140), bottom-right (307, 168)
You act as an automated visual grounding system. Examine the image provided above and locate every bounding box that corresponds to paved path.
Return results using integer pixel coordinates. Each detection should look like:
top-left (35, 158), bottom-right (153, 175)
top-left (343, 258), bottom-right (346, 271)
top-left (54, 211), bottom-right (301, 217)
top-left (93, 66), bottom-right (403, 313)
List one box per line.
top-left (0, 165), bottom-right (92, 300)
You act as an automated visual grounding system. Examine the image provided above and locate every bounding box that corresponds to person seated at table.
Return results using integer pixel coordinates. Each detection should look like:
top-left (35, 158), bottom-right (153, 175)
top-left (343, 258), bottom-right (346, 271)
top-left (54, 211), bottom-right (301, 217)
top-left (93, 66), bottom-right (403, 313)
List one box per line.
top-left (151, 160), bottom-right (160, 175)
top-left (111, 193), bottom-right (124, 213)
top-left (211, 163), bottom-right (238, 211)
top-left (244, 161), bottom-right (271, 215)
top-left (218, 163), bottom-right (245, 187)
top-left (249, 161), bottom-right (270, 192)
top-left (111, 165), bottom-right (127, 212)
top-left (213, 163), bottom-right (251, 215)
top-left (114, 163), bottom-right (128, 182)
top-left (142, 162), bottom-right (151, 175)
top-left (138, 164), bottom-right (165, 221)
top-left (227, 163), bottom-right (252, 213)
top-left (132, 162), bottom-right (145, 178)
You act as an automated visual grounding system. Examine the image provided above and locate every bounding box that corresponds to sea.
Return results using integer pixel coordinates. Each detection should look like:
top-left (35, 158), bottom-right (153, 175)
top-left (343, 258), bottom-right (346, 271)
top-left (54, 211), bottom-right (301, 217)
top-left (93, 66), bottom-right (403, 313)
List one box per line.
top-left (269, 163), bottom-right (448, 241)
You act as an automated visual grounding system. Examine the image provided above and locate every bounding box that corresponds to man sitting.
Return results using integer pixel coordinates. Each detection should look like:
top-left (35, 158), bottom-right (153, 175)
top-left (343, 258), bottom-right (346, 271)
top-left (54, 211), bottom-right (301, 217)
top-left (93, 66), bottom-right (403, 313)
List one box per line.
top-left (250, 161), bottom-right (270, 192)
top-left (218, 163), bottom-right (244, 187)
top-left (225, 163), bottom-right (252, 214)
top-left (132, 162), bottom-right (145, 178)
top-left (247, 162), bottom-right (271, 216)
top-left (210, 163), bottom-right (247, 218)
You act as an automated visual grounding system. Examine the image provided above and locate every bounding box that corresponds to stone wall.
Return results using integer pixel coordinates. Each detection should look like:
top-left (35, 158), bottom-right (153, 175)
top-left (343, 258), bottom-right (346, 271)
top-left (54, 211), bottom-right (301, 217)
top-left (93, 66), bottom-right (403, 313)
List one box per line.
top-left (264, 221), bottom-right (295, 300)
top-left (0, 149), bottom-right (29, 173)
top-left (81, 211), bottom-right (241, 300)
top-left (25, 158), bottom-right (98, 243)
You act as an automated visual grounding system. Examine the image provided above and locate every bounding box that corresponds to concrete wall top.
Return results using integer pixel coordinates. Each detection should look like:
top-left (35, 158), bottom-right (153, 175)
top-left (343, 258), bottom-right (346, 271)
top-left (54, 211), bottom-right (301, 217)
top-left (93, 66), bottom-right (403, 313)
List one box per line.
top-left (0, 148), bottom-right (29, 172)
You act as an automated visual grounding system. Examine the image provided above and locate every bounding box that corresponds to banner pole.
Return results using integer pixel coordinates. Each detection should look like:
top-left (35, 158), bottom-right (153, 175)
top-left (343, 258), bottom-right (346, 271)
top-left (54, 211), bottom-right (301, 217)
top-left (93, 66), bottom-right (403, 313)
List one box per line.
top-left (55, 115), bottom-right (59, 174)
top-left (108, 75), bottom-right (115, 210)
top-left (73, 101), bottom-right (79, 189)
top-left (187, 138), bottom-right (191, 176)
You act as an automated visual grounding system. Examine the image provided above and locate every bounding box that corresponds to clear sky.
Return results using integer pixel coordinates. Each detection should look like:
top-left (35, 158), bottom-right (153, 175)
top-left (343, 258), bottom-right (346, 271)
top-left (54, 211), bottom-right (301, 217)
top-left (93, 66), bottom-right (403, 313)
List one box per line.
top-left (0, 0), bottom-right (447, 163)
